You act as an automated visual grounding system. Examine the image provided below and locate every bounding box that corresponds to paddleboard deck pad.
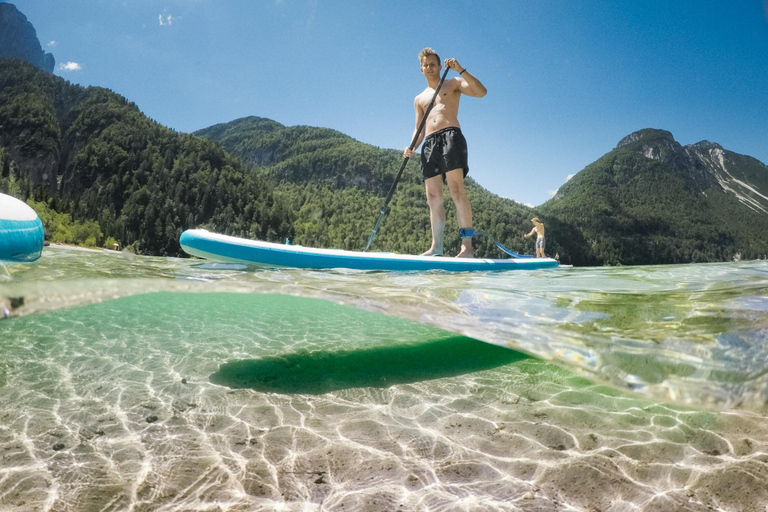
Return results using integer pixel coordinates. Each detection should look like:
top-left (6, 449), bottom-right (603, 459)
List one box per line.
top-left (180, 229), bottom-right (558, 271)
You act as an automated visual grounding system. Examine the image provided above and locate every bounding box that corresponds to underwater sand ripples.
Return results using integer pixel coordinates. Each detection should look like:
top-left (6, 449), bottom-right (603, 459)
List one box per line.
top-left (1, 249), bottom-right (768, 510)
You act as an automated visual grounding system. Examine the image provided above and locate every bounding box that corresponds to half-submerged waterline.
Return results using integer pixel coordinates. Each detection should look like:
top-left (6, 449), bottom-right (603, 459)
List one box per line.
top-left (0, 246), bottom-right (766, 510)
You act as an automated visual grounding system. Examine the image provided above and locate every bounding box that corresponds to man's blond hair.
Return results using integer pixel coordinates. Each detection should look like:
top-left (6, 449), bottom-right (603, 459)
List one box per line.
top-left (418, 47), bottom-right (441, 66)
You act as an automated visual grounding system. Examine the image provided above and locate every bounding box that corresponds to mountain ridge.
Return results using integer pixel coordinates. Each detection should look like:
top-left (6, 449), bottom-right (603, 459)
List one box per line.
top-left (540, 128), bottom-right (768, 264)
top-left (613, 127), bottom-right (768, 214)
top-left (0, 3), bottom-right (54, 73)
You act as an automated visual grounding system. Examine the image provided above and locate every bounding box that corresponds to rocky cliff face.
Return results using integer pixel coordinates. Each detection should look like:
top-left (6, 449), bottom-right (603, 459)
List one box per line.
top-left (685, 142), bottom-right (768, 214)
top-left (0, 3), bottom-right (54, 73)
top-left (616, 128), bottom-right (768, 214)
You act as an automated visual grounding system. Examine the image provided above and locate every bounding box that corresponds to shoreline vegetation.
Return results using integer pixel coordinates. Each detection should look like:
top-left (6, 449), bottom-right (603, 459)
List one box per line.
top-left (26, 197), bottom-right (122, 252)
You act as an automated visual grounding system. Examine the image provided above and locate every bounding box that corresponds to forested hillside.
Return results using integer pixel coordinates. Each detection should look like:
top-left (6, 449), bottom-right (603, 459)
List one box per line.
top-left (539, 129), bottom-right (768, 265)
top-left (0, 59), bottom-right (537, 258)
top-left (195, 117), bottom-right (539, 257)
top-left (0, 58), bottom-right (293, 255)
top-left (3, 58), bottom-right (767, 265)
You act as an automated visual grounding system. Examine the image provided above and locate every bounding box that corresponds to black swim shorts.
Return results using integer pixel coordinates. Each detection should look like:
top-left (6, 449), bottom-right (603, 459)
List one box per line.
top-left (420, 126), bottom-right (469, 181)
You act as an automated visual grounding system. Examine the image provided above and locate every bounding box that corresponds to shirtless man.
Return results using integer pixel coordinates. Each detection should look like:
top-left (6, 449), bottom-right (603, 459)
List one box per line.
top-left (524, 217), bottom-right (546, 258)
top-left (403, 48), bottom-right (487, 258)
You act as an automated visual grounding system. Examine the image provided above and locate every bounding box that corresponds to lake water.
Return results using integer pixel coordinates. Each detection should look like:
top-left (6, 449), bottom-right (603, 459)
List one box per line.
top-left (1, 246), bottom-right (767, 511)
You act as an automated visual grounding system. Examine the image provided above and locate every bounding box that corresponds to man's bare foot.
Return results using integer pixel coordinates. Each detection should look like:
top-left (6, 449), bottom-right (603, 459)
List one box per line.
top-left (456, 238), bottom-right (473, 258)
top-left (421, 249), bottom-right (443, 256)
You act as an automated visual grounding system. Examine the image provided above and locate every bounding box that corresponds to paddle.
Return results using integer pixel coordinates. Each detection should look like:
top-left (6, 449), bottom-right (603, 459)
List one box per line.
top-left (363, 66), bottom-right (452, 252)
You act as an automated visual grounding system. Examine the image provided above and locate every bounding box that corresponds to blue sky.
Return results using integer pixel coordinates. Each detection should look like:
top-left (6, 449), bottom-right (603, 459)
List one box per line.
top-left (8, 0), bottom-right (768, 206)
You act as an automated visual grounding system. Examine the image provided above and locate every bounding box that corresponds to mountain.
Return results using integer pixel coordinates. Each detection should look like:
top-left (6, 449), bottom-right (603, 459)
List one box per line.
top-left (194, 116), bottom-right (403, 193)
top-left (538, 128), bottom-right (768, 265)
top-left (196, 120), bottom-right (768, 265)
top-left (0, 60), bottom-right (534, 258)
top-left (194, 117), bottom-right (539, 256)
top-left (3, 56), bottom-right (766, 264)
top-left (0, 59), bottom-right (293, 255)
top-left (615, 129), bottom-right (768, 214)
top-left (0, 3), bottom-right (54, 73)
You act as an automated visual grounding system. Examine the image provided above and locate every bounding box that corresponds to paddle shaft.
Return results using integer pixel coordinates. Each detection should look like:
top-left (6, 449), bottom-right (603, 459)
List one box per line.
top-left (364, 67), bottom-right (451, 252)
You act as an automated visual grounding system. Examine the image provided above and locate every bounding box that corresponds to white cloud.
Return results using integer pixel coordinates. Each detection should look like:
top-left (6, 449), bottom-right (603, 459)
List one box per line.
top-left (59, 62), bottom-right (82, 72)
top-left (158, 13), bottom-right (180, 26)
top-left (524, 203), bottom-right (534, 208)
top-left (47, 40), bottom-right (57, 47)
top-left (566, 174), bottom-right (574, 182)
top-left (548, 189), bottom-right (558, 197)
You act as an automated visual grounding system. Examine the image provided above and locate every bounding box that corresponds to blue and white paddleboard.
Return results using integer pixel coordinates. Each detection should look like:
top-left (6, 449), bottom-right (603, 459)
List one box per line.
top-left (180, 229), bottom-right (558, 271)
top-left (0, 193), bottom-right (44, 262)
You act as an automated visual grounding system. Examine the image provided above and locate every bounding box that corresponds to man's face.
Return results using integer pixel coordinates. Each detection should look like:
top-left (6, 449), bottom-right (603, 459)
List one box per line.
top-left (420, 55), bottom-right (440, 77)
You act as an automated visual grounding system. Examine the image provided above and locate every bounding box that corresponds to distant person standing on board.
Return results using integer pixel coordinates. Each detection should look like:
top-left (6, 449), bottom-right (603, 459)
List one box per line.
top-left (403, 48), bottom-right (487, 258)
top-left (524, 217), bottom-right (546, 258)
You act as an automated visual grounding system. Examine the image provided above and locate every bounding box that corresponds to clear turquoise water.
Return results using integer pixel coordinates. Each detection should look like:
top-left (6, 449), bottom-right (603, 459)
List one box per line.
top-left (1, 246), bottom-right (767, 511)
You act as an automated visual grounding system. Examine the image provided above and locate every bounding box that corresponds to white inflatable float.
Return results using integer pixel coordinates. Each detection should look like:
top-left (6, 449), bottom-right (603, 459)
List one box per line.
top-left (0, 193), bottom-right (44, 262)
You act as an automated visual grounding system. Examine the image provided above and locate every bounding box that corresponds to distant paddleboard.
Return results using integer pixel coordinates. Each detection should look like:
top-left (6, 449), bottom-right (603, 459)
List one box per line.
top-left (179, 229), bottom-right (558, 271)
top-left (0, 193), bottom-right (44, 262)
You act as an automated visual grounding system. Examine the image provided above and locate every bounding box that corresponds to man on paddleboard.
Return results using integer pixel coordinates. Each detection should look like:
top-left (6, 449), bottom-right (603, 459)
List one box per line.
top-left (524, 217), bottom-right (546, 258)
top-left (404, 47), bottom-right (487, 258)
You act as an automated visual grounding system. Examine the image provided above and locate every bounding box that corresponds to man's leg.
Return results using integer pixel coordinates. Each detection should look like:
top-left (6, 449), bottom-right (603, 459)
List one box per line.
top-left (445, 168), bottom-right (473, 258)
top-left (422, 175), bottom-right (445, 256)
